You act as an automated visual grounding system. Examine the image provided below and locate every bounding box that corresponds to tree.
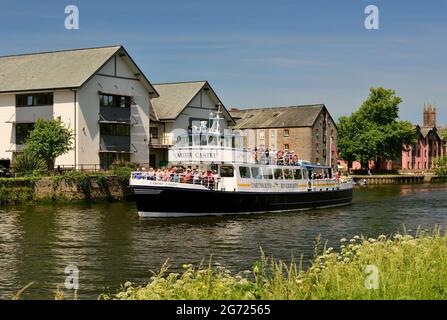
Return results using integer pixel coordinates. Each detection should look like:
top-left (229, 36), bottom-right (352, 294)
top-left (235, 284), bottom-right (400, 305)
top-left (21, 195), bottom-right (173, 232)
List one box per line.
top-left (434, 156), bottom-right (447, 178)
top-left (337, 87), bottom-right (416, 170)
top-left (25, 118), bottom-right (73, 170)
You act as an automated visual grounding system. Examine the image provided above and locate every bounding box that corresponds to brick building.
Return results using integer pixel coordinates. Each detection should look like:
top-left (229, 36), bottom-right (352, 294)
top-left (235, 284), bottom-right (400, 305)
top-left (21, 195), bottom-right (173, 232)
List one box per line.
top-left (229, 105), bottom-right (337, 168)
top-left (401, 105), bottom-right (446, 171)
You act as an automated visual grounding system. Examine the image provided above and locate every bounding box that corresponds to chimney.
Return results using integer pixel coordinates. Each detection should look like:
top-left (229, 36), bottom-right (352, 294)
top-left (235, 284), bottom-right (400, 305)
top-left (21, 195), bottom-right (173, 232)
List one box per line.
top-left (423, 104), bottom-right (436, 127)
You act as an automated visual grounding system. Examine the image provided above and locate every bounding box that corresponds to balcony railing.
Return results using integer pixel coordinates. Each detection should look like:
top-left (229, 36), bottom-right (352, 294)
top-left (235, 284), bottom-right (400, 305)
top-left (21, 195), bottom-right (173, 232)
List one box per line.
top-left (99, 107), bottom-right (132, 124)
top-left (149, 136), bottom-right (173, 148)
top-left (100, 136), bottom-right (132, 152)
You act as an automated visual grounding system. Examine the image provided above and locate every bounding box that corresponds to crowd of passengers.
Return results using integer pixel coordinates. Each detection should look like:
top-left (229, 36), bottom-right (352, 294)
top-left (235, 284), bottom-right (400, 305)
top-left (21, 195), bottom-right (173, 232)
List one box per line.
top-left (253, 148), bottom-right (300, 165)
top-left (131, 166), bottom-right (339, 184)
top-left (132, 167), bottom-right (219, 186)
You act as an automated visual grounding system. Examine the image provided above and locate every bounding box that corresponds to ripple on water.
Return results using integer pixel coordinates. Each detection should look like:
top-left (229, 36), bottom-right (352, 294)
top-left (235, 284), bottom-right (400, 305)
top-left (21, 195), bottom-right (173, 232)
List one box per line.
top-left (0, 183), bottom-right (446, 299)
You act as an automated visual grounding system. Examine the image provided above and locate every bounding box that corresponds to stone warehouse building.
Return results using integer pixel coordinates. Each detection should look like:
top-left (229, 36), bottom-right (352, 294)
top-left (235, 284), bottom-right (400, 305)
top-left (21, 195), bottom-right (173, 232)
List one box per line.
top-left (0, 45), bottom-right (159, 169)
top-left (149, 81), bottom-right (235, 168)
top-left (229, 105), bottom-right (338, 167)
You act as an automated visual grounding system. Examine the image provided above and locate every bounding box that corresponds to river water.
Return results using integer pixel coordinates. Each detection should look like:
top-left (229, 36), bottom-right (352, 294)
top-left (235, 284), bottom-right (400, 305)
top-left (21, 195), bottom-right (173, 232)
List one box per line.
top-left (0, 183), bottom-right (446, 299)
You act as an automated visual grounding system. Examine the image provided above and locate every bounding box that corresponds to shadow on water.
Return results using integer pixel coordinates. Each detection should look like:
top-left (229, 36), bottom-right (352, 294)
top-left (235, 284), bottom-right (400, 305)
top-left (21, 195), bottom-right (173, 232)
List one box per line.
top-left (0, 183), bottom-right (446, 299)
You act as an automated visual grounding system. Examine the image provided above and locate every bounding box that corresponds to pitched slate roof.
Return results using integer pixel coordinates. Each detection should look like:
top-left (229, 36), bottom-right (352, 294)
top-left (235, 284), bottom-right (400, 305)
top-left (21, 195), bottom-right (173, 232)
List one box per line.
top-left (230, 104), bottom-right (326, 129)
top-left (151, 81), bottom-right (235, 125)
top-left (0, 45), bottom-right (158, 95)
top-left (152, 81), bottom-right (207, 120)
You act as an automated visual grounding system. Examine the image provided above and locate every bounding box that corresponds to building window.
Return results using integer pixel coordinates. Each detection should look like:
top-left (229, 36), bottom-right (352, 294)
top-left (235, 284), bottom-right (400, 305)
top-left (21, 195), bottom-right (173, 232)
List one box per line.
top-left (150, 127), bottom-right (159, 139)
top-left (100, 94), bottom-right (131, 108)
top-left (100, 124), bottom-right (130, 136)
top-left (16, 123), bottom-right (35, 144)
top-left (283, 129), bottom-right (289, 137)
top-left (259, 130), bottom-right (265, 140)
top-left (284, 144), bottom-right (289, 150)
top-left (16, 93), bottom-right (53, 107)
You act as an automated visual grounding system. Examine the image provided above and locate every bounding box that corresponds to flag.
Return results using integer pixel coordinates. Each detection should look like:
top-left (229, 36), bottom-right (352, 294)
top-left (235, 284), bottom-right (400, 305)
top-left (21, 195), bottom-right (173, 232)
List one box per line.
top-left (330, 137), bottom-right (338, 158)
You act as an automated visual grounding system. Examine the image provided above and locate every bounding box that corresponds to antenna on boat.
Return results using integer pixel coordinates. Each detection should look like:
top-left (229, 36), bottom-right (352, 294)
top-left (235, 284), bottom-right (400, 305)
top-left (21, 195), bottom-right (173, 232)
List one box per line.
top-left (209, 103), bottom-right (223, 134)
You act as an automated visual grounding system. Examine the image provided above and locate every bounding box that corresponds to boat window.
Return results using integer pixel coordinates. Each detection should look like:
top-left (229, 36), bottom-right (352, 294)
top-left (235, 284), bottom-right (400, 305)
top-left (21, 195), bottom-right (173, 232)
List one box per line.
top-left (251, 167), bottom-right (262, 180)
top-left (208, 134), bottom-right (219, 146)
top-left (302, 170), bottom-right (309, 180)
top-left (274, 168), bottom-right (283, 180)
top-left (239, 166), bottom-right (251, 179)
top-left (262, 167), bottom-right (273, 179)
top-left (220, 166), bottom-right (234, 177)
top-left (293, 169), bottom-right (303, 180)
top-left (192, 134), bottom-right (200, 146)
top-left (308, 170), bottom-right (313, 180)
top-left (283, 169), bottom-right (293, 180)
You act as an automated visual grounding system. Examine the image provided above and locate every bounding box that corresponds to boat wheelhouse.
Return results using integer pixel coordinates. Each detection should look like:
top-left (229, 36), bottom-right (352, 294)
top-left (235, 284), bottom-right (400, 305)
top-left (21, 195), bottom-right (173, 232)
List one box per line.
top-left (130, 110), bottom-right (354, 217)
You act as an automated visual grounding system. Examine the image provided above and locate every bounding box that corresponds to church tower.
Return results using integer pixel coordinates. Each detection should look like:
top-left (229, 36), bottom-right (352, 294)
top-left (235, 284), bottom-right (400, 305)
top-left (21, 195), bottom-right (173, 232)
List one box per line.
top-left (423, 104), bottom-right (436, 127)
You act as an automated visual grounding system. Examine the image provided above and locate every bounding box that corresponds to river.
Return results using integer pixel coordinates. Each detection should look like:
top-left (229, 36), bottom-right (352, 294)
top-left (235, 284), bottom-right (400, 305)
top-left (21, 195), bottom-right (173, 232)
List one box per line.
top-left (0, 183), bottom-right (446, 299)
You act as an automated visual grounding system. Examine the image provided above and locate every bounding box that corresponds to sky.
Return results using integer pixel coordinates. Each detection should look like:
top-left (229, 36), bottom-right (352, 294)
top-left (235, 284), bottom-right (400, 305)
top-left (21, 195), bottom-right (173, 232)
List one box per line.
top-left (0, 0), bottom-right (446, 124)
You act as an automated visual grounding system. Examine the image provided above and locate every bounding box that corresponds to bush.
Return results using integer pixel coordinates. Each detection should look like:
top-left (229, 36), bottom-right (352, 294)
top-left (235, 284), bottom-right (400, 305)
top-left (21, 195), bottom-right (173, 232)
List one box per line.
top-left (113, 166), bottom-right (134, 186)
top-left (103, 228), bottom-right (447, 300)
top-left (110, 160), bottom-right (139, 171)
top-left (434, 156), bottom-right (447, 177)
top-left (11, 151), bottom-right (47, 177)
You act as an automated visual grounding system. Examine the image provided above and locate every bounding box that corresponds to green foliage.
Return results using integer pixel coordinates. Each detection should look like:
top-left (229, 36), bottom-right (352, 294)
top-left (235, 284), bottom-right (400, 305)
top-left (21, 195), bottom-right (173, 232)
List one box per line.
top-left (11, 151), bottom-right (47, 177)
top-left (104, 228), bottom-right (447, 300)
top-left (111, 162), bottom-right (136, 186)
top-left (337, 87), bottom-right (416, 169)
top-left (0, 177), bottom-right (37, 204)
top-left (110, 160), bottom-right (139, 171)
top-left (434, 156), bottom-right (447, 177)
top-left (50, 171), bottom-right (114, 200)
top-left (440, 128), bottom-right (447, 140)
top-left (25, 118), bottom-right (73, 170)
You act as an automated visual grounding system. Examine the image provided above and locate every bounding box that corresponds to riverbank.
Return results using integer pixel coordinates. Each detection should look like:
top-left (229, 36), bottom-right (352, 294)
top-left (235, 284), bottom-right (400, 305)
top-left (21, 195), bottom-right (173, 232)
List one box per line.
top-left (350, 173), bottom-right (445, 184)
top-left (102, 229), bottom-right (447, 300)
top-left (0, 171), bottom-right (132, 205)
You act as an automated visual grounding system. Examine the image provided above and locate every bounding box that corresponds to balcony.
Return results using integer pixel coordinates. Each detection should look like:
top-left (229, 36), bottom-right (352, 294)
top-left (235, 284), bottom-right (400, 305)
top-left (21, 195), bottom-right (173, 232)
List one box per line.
top-left (149, 136), bottom-right (173, 148)
top-left (99, 107), bottom-right (133, 124)
top-left (100, 136), bottom-right (132, 153)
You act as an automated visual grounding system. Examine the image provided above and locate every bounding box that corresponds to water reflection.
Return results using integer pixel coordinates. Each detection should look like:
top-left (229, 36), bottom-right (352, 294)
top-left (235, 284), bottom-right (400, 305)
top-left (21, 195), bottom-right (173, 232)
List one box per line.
top-left (0, 183), bottom-right (446, 299)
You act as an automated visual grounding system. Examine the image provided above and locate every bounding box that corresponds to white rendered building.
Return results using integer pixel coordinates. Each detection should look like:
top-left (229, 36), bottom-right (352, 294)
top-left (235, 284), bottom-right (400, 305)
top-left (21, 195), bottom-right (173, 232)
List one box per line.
top-left (0, 45), bottom-right (158, 169)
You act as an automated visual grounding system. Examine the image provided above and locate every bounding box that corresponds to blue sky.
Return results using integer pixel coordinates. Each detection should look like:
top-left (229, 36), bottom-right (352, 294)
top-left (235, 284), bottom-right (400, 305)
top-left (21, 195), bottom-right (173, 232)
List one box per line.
top-left (0, 0), bottom-right (446, 124)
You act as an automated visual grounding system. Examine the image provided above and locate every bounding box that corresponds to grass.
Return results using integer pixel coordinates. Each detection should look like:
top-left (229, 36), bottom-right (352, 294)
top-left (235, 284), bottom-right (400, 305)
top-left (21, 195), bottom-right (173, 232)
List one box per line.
top-left (101, 227), bottom-right (447, 300)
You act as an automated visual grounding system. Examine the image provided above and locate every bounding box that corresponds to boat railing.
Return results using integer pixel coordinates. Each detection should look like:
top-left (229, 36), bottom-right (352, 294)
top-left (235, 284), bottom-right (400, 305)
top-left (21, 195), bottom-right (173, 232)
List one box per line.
top-left (131, 171), bottom-right (221, 191)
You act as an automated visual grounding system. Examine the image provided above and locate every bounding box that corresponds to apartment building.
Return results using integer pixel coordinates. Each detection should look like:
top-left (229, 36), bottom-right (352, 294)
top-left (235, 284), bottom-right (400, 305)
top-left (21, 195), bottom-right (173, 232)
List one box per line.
top-left (0, 45), bottom-right (158, 169)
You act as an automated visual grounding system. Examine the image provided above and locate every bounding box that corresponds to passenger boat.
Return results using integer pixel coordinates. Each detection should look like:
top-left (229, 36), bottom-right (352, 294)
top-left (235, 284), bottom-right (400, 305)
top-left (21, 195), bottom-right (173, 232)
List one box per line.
top-left (130, 111), bottom-right (354, 217)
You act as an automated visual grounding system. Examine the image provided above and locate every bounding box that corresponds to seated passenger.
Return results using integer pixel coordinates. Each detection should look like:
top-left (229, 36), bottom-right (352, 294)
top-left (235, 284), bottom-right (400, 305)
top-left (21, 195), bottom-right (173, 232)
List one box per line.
top-left (192, 169), bottom-right (200, 184)
top-left (182, 169), bottom-right (193, 183)
top-left (147, 168), bottom-right (156, 180)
